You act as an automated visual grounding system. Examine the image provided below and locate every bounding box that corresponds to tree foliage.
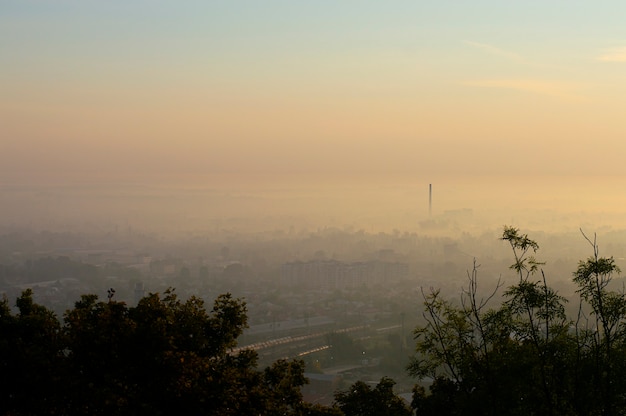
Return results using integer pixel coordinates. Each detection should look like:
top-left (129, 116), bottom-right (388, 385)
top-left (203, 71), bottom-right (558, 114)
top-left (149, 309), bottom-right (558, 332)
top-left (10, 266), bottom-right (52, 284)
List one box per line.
top-left (410, 226), bottom-right (626, 416)
top-left (0, 288), bottom-right (314, 416)
top-left (334, 377), bottom-right (412, 416)
top-left (0, 289), bottom-right (63, 415)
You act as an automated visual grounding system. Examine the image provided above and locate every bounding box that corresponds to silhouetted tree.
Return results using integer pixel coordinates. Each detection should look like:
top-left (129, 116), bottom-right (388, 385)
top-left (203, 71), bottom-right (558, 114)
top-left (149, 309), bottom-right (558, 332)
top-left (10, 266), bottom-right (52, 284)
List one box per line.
top-left (334, 377), bottom-right (412, 416)
top-left (0, 289), bottom-right (64, 415)
top-left (1, 288), bottom-right (319, 415)
top-left (409, 227), bottom-right (626, 416)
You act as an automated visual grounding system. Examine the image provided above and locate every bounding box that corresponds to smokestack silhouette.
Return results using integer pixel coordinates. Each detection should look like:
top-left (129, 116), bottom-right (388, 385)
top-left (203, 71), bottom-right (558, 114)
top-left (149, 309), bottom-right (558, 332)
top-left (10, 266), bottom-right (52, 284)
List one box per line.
top-left (429, 184), bottom-right (432, 216)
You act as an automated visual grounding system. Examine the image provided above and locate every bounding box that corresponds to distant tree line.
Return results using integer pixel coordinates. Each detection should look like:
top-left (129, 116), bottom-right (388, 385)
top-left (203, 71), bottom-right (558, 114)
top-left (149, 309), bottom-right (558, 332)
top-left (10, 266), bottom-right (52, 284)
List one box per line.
top-left (0, 256), bottom-right (99, 284)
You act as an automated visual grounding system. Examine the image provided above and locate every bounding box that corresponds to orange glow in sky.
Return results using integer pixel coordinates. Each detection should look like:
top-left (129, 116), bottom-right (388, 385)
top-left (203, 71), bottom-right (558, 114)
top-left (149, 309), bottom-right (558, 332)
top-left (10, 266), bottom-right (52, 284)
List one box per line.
top-left (2, 2), bottom-right (626, 231)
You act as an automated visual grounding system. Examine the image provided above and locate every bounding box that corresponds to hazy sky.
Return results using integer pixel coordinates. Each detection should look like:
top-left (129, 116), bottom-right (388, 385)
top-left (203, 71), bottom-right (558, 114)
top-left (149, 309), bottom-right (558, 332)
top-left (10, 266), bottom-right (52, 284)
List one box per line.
top-left (2, 1), bottom-right (626, 187)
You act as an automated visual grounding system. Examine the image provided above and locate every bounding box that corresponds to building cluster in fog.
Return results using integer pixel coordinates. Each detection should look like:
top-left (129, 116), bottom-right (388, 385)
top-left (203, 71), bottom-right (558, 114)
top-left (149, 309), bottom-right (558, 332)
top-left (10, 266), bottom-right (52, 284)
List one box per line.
top-left (281, 260), bottom-right (409, 290)
top-left (3, 220), bottom-right (626, 402)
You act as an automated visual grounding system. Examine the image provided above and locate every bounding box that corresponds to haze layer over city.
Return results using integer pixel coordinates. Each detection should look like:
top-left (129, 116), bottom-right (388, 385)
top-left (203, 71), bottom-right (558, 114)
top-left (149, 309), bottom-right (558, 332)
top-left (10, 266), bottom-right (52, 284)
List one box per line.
top-left (3, 1), bottom-right (626, 236)
top-left (3, 2), bottom-right (626, 409)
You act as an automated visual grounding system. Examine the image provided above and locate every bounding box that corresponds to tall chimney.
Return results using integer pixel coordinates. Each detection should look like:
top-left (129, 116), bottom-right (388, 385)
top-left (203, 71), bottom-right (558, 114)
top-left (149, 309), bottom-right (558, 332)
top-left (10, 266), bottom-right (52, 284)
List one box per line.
top-left (429, 184), bottom-right (432, 216)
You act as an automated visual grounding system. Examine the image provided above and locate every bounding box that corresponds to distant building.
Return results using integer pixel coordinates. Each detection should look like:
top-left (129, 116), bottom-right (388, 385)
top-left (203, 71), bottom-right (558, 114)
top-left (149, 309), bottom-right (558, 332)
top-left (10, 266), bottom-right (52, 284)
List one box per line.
top-left (281, 260), bottom-right (409, 290)
top-left (134, 282), bottom-right (145, 305)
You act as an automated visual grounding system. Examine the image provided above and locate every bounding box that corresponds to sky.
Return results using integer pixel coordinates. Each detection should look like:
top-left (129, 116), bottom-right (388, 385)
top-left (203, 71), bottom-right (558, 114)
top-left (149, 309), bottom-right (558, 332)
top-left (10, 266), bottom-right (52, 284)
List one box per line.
top-left (2, 2), bottom-right (626, 230)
